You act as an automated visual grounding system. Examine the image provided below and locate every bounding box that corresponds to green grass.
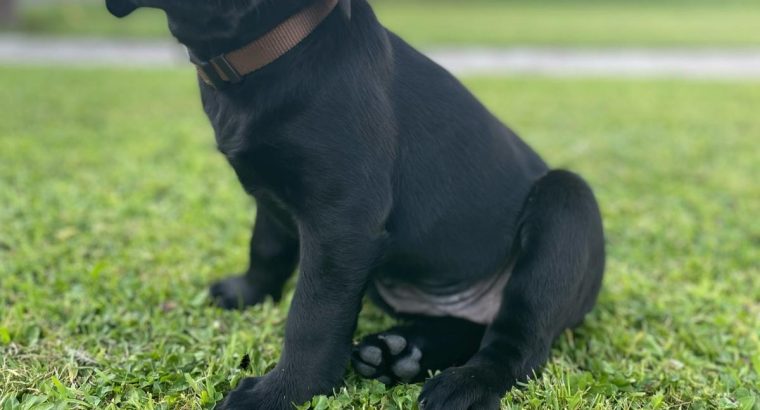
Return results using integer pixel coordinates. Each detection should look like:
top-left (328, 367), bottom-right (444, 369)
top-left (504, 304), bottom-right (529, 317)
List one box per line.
top-left (0, 66), bottom-right (758, 409)
top-left (12, 0), bottom-right (760, 47)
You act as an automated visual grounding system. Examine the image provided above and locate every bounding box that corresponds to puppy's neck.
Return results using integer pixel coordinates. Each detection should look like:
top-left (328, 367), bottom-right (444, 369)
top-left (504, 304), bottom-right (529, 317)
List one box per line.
top-left (186, 0), bottom-right (346, 90)
top-left (170, 0), bottom-right (346, 63)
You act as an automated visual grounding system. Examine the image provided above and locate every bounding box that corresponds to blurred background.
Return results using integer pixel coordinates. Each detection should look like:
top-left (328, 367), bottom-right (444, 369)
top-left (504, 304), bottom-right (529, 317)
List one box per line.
top-left (1, 1), bottom-right (758, 409)
top-left (2, 0), bottom-right (760, 76)
top-left (2, 0), bottom-right (760, 46)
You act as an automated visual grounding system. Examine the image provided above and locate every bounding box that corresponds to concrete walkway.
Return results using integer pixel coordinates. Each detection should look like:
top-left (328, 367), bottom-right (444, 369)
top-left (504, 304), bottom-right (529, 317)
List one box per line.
top-left (2, 35), bottom-right (760, 79)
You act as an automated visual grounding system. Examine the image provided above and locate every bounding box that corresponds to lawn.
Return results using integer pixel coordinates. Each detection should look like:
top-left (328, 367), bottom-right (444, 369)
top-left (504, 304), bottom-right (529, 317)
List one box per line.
top-left (0, 67), bottom-right (758, 409)
top-left (12, 0), bottom-right (760, 47)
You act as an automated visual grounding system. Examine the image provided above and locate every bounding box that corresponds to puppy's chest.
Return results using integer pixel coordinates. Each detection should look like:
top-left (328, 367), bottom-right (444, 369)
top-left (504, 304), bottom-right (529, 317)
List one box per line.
top-left (222, 139), bottom-right (305, 203)
top-left (207, 106), bottom-right (305, 199)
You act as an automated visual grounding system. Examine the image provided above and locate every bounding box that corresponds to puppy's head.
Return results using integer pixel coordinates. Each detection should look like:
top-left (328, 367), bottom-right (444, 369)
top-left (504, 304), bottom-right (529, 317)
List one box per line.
top-left (105, 0), bottom-right (269, 19)
top-left (105, 0), bottom-right (272, 29)
top-left (105, 0), bottom-right (286, 55)
top-left (106, 0), bottom-right (351, 53)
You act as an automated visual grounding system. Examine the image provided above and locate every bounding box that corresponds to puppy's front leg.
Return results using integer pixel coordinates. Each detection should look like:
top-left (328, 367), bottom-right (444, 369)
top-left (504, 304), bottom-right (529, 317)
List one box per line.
top-left (216, 202), bottom-right (390, 410)
top-left (210, 203), bottom-right (299, 310)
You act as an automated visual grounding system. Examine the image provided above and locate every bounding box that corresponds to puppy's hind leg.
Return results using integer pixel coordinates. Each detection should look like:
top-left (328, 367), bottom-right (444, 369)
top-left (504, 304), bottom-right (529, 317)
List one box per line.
top-left (418, 170), bottom-right (605, 410)
top-left (210, 203), bottom-right (299, 310)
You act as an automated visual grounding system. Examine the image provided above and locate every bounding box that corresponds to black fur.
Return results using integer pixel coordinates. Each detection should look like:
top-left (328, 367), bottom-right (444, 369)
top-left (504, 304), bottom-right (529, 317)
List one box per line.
top-left (106, 0), bottom-right (605, 408)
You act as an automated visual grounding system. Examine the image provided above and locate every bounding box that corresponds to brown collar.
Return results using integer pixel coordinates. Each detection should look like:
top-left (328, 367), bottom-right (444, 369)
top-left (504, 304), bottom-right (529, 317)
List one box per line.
top-left (190, 0), bottom-right (346, 89)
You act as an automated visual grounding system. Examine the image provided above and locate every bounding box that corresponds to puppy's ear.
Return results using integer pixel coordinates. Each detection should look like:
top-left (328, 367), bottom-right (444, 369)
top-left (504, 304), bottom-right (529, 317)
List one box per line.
top-left (338, 0), bottom-right (351, 19)
top-left (106, 0), bottom-right (138, 18)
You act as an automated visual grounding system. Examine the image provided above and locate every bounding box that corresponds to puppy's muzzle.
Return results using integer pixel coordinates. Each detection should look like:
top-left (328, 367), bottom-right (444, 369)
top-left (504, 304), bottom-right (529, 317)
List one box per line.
top-left (105, 0), bottom-right (138, 17)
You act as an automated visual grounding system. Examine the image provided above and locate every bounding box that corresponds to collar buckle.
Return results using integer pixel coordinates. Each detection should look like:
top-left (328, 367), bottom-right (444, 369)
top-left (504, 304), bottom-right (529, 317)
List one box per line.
top-left (193, 55), bottom-right (242, 90)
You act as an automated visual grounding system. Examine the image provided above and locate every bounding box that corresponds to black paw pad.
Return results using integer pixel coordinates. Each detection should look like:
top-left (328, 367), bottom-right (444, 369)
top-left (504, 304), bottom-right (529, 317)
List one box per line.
top-left (352, 333), bottom-right (424, 384)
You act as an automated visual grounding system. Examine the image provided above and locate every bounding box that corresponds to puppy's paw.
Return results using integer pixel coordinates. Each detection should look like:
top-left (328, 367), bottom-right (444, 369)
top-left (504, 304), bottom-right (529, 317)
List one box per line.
top-left (418, 366), bottom-right (501, 410)
top-left (209, 275), bottom-right (273, 310)
top-left (214, 376), bottom-right (287, 410)
top-left (352, 333), bottom-right (423, 384)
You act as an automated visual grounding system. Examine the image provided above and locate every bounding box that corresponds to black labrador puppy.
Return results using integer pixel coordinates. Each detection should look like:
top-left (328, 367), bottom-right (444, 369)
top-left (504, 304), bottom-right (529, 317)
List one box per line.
top-left (106, 0), bottom-right (605, 408)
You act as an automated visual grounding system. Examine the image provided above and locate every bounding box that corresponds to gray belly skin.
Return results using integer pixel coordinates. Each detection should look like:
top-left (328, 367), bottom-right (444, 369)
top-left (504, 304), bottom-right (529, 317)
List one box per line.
top-left (373, 260), bottom-right (514, 325)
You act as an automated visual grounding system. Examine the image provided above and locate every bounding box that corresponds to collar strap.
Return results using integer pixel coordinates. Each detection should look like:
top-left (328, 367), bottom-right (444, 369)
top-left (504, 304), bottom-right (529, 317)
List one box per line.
top-left (190, 0), bottom-right (340, 89)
